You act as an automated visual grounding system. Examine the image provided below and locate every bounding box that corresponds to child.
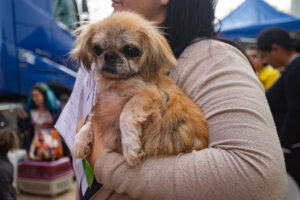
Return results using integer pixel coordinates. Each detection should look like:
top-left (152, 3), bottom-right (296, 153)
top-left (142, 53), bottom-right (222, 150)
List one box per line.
top-left (245, 45), bottom-right (280, 90)
top-left (0, 128), bottom-right (19, 200)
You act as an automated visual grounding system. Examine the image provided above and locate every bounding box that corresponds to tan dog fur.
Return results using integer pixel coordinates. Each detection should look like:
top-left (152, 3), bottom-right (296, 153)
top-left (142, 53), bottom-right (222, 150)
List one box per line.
top-left (71, 12), bottom-right (208, 166)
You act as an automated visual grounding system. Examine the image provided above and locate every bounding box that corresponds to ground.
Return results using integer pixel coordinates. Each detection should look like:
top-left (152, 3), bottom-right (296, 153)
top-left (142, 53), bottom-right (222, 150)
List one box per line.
top-left (17, 182), bottom-right (76, 200)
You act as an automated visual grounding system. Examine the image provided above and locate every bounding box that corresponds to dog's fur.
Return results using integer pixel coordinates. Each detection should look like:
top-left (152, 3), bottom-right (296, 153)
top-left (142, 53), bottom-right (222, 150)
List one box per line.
top-left (71, 12), bottom-right (208, 166)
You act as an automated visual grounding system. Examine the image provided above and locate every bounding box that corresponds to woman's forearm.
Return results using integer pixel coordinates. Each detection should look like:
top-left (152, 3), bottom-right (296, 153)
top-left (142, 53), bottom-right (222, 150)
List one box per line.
top-left (94, 145), bottom-right (285, 200)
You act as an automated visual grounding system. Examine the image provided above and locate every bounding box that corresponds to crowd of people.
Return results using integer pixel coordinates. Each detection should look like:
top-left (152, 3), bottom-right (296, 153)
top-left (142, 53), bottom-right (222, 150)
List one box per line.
top-left (257, 28), bottom-right (300, 187)
top-left (0, 0), bottom-right (299, 199)
top-left (244, 27), bottom-right (300, 189)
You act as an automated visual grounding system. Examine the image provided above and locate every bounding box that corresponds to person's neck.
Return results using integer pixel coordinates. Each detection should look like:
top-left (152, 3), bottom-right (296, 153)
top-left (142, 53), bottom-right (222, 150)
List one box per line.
top-left (284, 50), bottom-right (298, 67)
top-left (256, 65), bottom-right (264, 73)
top-left (37, 106), bottom-right (46, 112)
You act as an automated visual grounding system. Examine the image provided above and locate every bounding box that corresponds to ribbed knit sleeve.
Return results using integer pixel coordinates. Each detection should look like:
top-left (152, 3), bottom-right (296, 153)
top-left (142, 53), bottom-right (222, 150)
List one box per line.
top-left (94, 40), bottom-right (287, 200)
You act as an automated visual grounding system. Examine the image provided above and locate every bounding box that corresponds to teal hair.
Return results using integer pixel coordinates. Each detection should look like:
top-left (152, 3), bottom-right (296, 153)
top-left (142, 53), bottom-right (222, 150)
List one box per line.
top-left (26, 83), bottom-right (59, 111)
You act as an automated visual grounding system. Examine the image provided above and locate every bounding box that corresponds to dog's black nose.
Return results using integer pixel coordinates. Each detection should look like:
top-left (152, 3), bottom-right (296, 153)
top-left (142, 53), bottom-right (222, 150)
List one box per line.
top-left (104, 52), bottom-right (118, 63)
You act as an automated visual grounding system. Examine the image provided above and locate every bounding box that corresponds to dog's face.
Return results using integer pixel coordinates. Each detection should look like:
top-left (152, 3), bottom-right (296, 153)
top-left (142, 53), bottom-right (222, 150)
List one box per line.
top-left (71, 12), bottom-right (177, 79)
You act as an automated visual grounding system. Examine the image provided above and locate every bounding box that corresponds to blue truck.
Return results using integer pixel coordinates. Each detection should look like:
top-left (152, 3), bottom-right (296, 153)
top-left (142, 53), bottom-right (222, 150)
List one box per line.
top-left (0, 0), bottom-right (88, 99)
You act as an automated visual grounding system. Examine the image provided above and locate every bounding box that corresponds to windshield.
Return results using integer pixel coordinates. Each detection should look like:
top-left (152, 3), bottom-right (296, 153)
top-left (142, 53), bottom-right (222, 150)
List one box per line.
top-left (52, 0), bottom-right (79, 30)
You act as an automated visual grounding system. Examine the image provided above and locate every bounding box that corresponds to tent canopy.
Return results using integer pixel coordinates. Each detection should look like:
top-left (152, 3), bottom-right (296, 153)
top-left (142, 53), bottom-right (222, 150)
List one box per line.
top-left (216, 0), bottom-right (300, 40)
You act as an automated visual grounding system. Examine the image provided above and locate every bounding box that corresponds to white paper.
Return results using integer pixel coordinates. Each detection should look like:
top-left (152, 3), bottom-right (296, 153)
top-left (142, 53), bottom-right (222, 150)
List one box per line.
top-left (55, 66), bottom-right (97, 195)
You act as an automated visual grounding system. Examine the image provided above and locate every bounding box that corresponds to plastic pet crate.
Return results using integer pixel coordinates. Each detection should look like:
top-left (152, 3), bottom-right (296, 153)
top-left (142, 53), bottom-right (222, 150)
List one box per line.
top-left (18, 157), bottom-right (74, 196)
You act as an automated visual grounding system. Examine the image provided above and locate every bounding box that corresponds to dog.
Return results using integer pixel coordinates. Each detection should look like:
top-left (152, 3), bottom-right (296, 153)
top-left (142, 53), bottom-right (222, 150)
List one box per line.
top-left (71, 12), bottom-right (208, 166)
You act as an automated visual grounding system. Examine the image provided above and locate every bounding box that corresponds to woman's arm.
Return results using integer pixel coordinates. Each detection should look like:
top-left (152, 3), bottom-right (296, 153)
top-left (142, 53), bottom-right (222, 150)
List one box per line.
top-left (17, 108), bottom-right (31, 134)
top-left (92, 40), bottom-right (287, 200)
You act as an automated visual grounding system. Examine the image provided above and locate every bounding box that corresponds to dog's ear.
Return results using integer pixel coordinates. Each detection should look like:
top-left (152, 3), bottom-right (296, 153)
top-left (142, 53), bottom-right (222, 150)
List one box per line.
top-left (71, 25), bottom-right (94, 70)
top-left (140, 25), bottom-right (177, 75)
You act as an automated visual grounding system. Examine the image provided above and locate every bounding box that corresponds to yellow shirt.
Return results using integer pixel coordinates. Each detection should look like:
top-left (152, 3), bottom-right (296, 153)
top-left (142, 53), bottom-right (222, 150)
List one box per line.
top-left (258, 66), bottom-right (280, 90)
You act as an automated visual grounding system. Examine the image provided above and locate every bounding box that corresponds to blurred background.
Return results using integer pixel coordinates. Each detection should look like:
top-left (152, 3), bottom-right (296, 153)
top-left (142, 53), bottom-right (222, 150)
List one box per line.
top-left (88, 0), bottom-right (295, 21)
top-left (0, 0), bottom-right (299, 199)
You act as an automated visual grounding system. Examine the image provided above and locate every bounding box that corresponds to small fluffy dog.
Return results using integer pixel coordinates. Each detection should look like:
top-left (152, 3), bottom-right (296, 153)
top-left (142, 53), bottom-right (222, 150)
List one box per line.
top-left (71, 12), bottom-right (208, 166)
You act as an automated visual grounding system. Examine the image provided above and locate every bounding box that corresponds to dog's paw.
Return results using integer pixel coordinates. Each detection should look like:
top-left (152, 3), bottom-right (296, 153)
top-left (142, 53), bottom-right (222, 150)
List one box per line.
top-left (71, 141), bottom-right (92, 159)
top-left (123, 146), bottom-right (145, 166)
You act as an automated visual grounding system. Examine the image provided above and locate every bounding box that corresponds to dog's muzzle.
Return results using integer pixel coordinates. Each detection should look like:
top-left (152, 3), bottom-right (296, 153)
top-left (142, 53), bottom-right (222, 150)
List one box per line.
top-left (102, 51), bottom-right (120, 74)
top-left (105, 51), bottom-right (119, 64)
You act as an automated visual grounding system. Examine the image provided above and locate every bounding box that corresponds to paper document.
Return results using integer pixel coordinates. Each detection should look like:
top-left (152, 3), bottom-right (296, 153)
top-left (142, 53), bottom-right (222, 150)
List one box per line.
top-left (55, 66), bottom-right (97, 195)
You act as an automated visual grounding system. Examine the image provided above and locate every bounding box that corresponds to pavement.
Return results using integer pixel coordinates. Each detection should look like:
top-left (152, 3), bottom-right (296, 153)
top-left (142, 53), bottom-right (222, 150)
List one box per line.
top-left (17, 182), bottom-right (77, 200)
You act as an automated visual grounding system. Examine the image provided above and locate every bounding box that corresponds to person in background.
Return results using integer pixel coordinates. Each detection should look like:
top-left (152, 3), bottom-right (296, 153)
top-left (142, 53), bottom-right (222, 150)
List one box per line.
top-left (0, 128), bottom-right (19, 200)
top-left (57, 0), bottom-right (286, 199)
top-left (245, 45), bottom-right (280, 90)
top-left (257, 27), bottom-right (300, 187)
top-left (59, 94), bottom-right (70, 108)
top-left (52, 0), bottom-right (79, 30)
top-left (18, 83), bottom-right (63, 160)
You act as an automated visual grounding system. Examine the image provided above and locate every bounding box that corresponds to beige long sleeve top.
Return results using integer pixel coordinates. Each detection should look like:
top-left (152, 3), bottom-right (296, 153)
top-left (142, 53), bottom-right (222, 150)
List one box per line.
top-left (93, 39), bottom-right (287, 200)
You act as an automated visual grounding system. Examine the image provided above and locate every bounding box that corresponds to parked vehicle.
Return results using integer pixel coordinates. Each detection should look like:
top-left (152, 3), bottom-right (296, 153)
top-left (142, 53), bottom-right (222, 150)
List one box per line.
top-left (0, 0), bottom-right (88, 143)
top-left (0, 0), bottom-right (88, 100)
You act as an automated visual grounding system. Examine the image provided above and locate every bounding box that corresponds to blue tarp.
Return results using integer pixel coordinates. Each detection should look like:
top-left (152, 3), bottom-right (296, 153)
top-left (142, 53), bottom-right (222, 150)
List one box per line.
top-left (216, 0), bottom-right (300, 40)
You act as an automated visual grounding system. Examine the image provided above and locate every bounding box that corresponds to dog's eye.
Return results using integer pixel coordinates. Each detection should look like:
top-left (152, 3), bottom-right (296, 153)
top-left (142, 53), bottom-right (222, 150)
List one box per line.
top-left (94, 45), bottom-right (103, 56)
top-left (123, 45), bottom-right (140, 58)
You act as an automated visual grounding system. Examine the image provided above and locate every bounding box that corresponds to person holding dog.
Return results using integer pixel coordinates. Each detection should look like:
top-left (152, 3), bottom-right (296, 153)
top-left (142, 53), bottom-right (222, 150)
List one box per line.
top-left (56, 0), bottom-right (286, 199)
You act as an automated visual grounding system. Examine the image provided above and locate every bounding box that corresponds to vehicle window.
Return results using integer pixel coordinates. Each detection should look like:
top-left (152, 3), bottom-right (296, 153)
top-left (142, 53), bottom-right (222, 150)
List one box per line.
top-left (52, 0), bottom-right (79, 30)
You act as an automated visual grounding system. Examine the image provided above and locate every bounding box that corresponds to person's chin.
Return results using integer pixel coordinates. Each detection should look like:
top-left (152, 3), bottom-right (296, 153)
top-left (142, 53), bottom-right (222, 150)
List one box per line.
top-left (112, 1), bottom-right (123, 11)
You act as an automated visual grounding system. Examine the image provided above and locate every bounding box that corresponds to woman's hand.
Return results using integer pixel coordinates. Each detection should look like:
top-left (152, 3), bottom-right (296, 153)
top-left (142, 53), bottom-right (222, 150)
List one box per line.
top-left (17, 107), bottom-right (28, 119)
top-left (76, 115), bottom-right (105, 169)
top-left (86, 133), bottom-right (105, 169)
top-left (76, 115), bottom-right (84, 133)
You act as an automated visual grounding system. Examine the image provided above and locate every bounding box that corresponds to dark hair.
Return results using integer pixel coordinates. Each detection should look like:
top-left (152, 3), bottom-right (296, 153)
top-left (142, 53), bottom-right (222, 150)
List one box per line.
top-left (59, 94), bottom-right (69, 103)
top-left (0, 128), bottom-right (19, 155)
top-left (26, 83), bottom-right (59, 111)
top-left (162, 0), bottom-right (216, 58)
top-left (257, 28), bottom-right (300, 52)
top-left (295, 39), bottom-right (300, 52)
